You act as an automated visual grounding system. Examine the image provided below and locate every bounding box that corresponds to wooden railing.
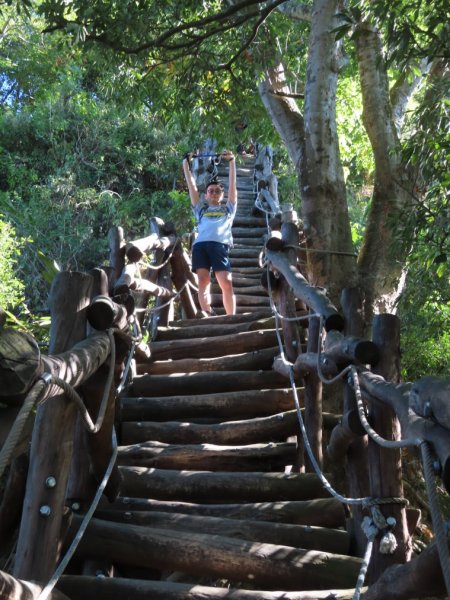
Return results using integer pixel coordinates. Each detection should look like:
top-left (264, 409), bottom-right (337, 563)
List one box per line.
top-left (0, 144), bottom-right (449, 600)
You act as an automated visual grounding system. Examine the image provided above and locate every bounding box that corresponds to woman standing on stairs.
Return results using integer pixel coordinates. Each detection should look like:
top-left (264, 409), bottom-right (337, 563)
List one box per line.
top-left (182, 150), bottom-right (237, 315)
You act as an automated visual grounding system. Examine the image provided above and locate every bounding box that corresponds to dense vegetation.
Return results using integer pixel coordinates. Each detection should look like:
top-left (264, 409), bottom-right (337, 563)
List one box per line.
top-left (0, 2), bottom-right (448, 380)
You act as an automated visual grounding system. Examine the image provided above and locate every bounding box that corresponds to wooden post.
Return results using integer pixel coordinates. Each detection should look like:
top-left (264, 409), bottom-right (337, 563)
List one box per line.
top-left (366, 313), bottom-right (411, 582)
top-left (303, 312), bottom-right (323, 472)
top-left (340, 287), bottom-right (370, 557)
top-left (14, 271), bottom-right (93, 581)
top-left (108, 226), bottom-right (126, 292)
top-left (169, 240), bottom-right (197, 319)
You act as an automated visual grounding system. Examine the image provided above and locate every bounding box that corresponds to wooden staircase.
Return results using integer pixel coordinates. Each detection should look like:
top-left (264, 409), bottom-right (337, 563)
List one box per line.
top-left (57, 156), bottom-right (360, 600)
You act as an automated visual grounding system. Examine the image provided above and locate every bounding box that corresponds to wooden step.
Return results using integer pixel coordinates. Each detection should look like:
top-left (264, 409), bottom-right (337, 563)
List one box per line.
top-left (130, 370), bottom-right (289, 397)
top-left (97, 496), bottom-right (346, 528)
top-left (149, 329), bottom-right (278, 361)
top-left (121, 410), bottom-right (301, 445)
top-left (93, 509), bottom-right (350, 554)
top-left (117, 440), bottom-right (296, 471)
top-left (58, 576), bottom-right (356, 600)
top-left (137, 346), bottom-right (279, 375)
top-left (120, 388), bottom-right (296, 421)
top-left (118, 467), bottom-right (333, 502)
top-left (152, 317), bottom-right (274, 341)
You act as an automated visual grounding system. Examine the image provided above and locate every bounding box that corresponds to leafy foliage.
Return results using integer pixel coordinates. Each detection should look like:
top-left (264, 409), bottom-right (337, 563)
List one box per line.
top-left (0, 213), bottom-right (25, 309)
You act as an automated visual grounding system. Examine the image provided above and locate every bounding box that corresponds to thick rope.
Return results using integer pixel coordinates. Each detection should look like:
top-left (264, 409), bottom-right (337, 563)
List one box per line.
top-left (0, 379), bottom-right (47, 479)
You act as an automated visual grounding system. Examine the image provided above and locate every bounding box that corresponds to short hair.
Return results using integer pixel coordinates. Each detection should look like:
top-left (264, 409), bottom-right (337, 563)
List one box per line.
top-left (205, 177), bottom-right (224, 192)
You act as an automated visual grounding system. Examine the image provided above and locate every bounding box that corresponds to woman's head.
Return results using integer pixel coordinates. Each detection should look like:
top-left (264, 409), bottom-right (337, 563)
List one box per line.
top-left (205, 179), bottom-right (224, 204)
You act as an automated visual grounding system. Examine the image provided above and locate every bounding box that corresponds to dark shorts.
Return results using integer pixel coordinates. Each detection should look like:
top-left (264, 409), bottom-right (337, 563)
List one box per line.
top-left (192, 241), bottom-right (231, 273)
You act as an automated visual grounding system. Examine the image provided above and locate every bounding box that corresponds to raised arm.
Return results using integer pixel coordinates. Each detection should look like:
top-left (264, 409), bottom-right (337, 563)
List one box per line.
top-left (222, 150), bottom-right (237, 205)
top-left (182, 155), bottom-right (200, 207)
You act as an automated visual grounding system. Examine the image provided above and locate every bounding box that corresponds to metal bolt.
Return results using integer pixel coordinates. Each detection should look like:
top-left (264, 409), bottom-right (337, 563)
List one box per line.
top-left (40, 505), bottom-right (51, 517)
top-left (124, 511), bottom-right (132, 520)
top-left (45, 476), bottom-right (57, 489)
top-left (424, 402), bottom-right (433, 418)
top-left (433, 459), bottom-right (442, 474)
top-left (71, 501), bottom-right (81, 511)
top-left (386, 517), bottom-right (396, 527)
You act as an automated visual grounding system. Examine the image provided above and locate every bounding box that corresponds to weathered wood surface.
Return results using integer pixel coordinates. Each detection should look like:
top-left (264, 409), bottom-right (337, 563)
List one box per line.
top-left (153, 317), bottom-right (275, 341)
top-left (107, 226), bottom-right (125, 290)
top-left (88, 509), bottom-right (350, 554)
top-left (131, 370), bottom-right (290, 397)
top-left (138, 346), bottom-right (280, 375)
top-left (98, 496), bottom-right (346, 528)
top-left (67, 517), bottom-right (361, 591)
top-left (273, 351), bottom-right (339, 380)
top-left (120, 388), bottom-right (296, 421)
top-left (119, 466), bottom-right (331, 503)
top-left (169, 240), bottom-right (197, 319)
top-left (169, 309), bottom-right (271, 328)
top-left (117, 440), bottom-right (296, 471)
top-left (125, 232), bottom-right (176, 263)
top-left (0, 454), bottom-right (28, 553)
top-left (324, 330), bottom-right (379, 366)
top-left (121, 410), bottom-right (301, 445)
top-left (149, 328), bottom-right (279, 361)
top-left (58, 576), bottom-right (357, 600)
top-left (265, 248), bottom-right (344, 331)
top-left (14, 271), bottom-right (93, 581)
top-left (0, 569), bottom-right (70, 600)
top-left (86, 295), bottom-right (129, 331)
top-left (0, 328), bottom-right (42, 400)
top-left (409, 376), bottom-right (450, 431)
top-left (114, 262), bottom-right (173, 297)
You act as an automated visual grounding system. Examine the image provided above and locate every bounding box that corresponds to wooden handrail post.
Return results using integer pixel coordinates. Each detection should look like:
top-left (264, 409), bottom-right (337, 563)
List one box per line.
top-left (14, 271), bottom-right (93, 581)
top-left (366, 313), bottom-right (411, 582)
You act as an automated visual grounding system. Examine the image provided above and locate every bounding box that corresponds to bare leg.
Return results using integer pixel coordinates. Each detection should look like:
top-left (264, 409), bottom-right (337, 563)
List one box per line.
top-left (196, 268), bottom-right (213, 312)
top-left (215, 270), bottom-right (236, 315)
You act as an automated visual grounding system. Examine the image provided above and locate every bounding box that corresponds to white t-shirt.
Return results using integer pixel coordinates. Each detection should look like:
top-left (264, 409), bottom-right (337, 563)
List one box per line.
top-left (193, 200), bottom-right (237, 246)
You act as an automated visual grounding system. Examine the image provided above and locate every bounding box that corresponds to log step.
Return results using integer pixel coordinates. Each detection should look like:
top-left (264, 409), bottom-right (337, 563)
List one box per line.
top-left (93, 509), bottom-right (350, 554)
top-left (137, 346), bottom-right (279, 375)
top-left (58, 576), bottom-right (356, 600)
top-left (97, 496), bottom-right (347, 528)
top-left (153, 317), bottom-right (274, 341)
top-left (120, 388), bottom-right (296, 421)
top-left (149, 329), bottom-right (279, 361)
top-left (130, 370), bottom-right (291, 397)
top-left (118, 467), bottom-right (333, 503)
top-left (66, 516), bottom-right (361, 591)
top-left (120, 410), bottom-right (302, 446)
top-left (117, 440), bottom-right (297, 471)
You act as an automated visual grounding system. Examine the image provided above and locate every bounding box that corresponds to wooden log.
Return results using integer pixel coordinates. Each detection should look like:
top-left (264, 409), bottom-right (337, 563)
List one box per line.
top-left (265, 230), bottom-right (284, 251)
top-left (120, 388), bottom-right (296, 421)
top-left (150, 329), bottom-right (278, 361)
top-left (303, 311), bottom-right (323, 472)
top-left (131, 370), bottom-right (289, 397)
top-left (99, 496), bottom-right (346, 528)
top-left (409, 376), bottom-right (450, 430)
top-left (273, 351), bottom-right (339, 379)
top-left (366, 314), bottom-right (410, 582)
top-left (107, 226), bottom-right (125, 291)
top-left (169, 310), bottom-right (270, 328)
top-left (91, 509), bottom-right (350, 554)
top-left (0, 454), bottom-right (28, 552)
top-left (212, 292), bottom-right (270, 307)
top-left (0, 569), bottom-right (70, 600)
top-left (118, 466), bottom-right (331, 503)
top-left (121, 410), bottom-right (301, 446)
top-left (0, 328), bottom-right (42, 400)
top-left (86, 295), bottom-right (129, 331)
top-left (58, 576), bottom-right (356, 600)
top-left (361, 539), bottom-right (450, 600)
top-left (341, 286), bottom-right (370, 556)
top-left (67, 516), bottom-right (361, 590)
top-left (125, 232), bottom-right (176, 263)
top-left (324, 330), bottom-right (379, 366)
top-left (117, 440), bottom-right (296, 471)
top-left (169, 240), bottom-right (197, 319)
top-left (113, 262), bottom-right (173, 297)
top-left (14, 271), bottom-right (93, 581)
top-left (327, 409), bottom-right (367, 462)
top-left (139, 346), bottom-right (280, 375)
top-left (265, 249), bottom-right (344, 331)
top-left (153, 317), bottom-right (275, 341)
